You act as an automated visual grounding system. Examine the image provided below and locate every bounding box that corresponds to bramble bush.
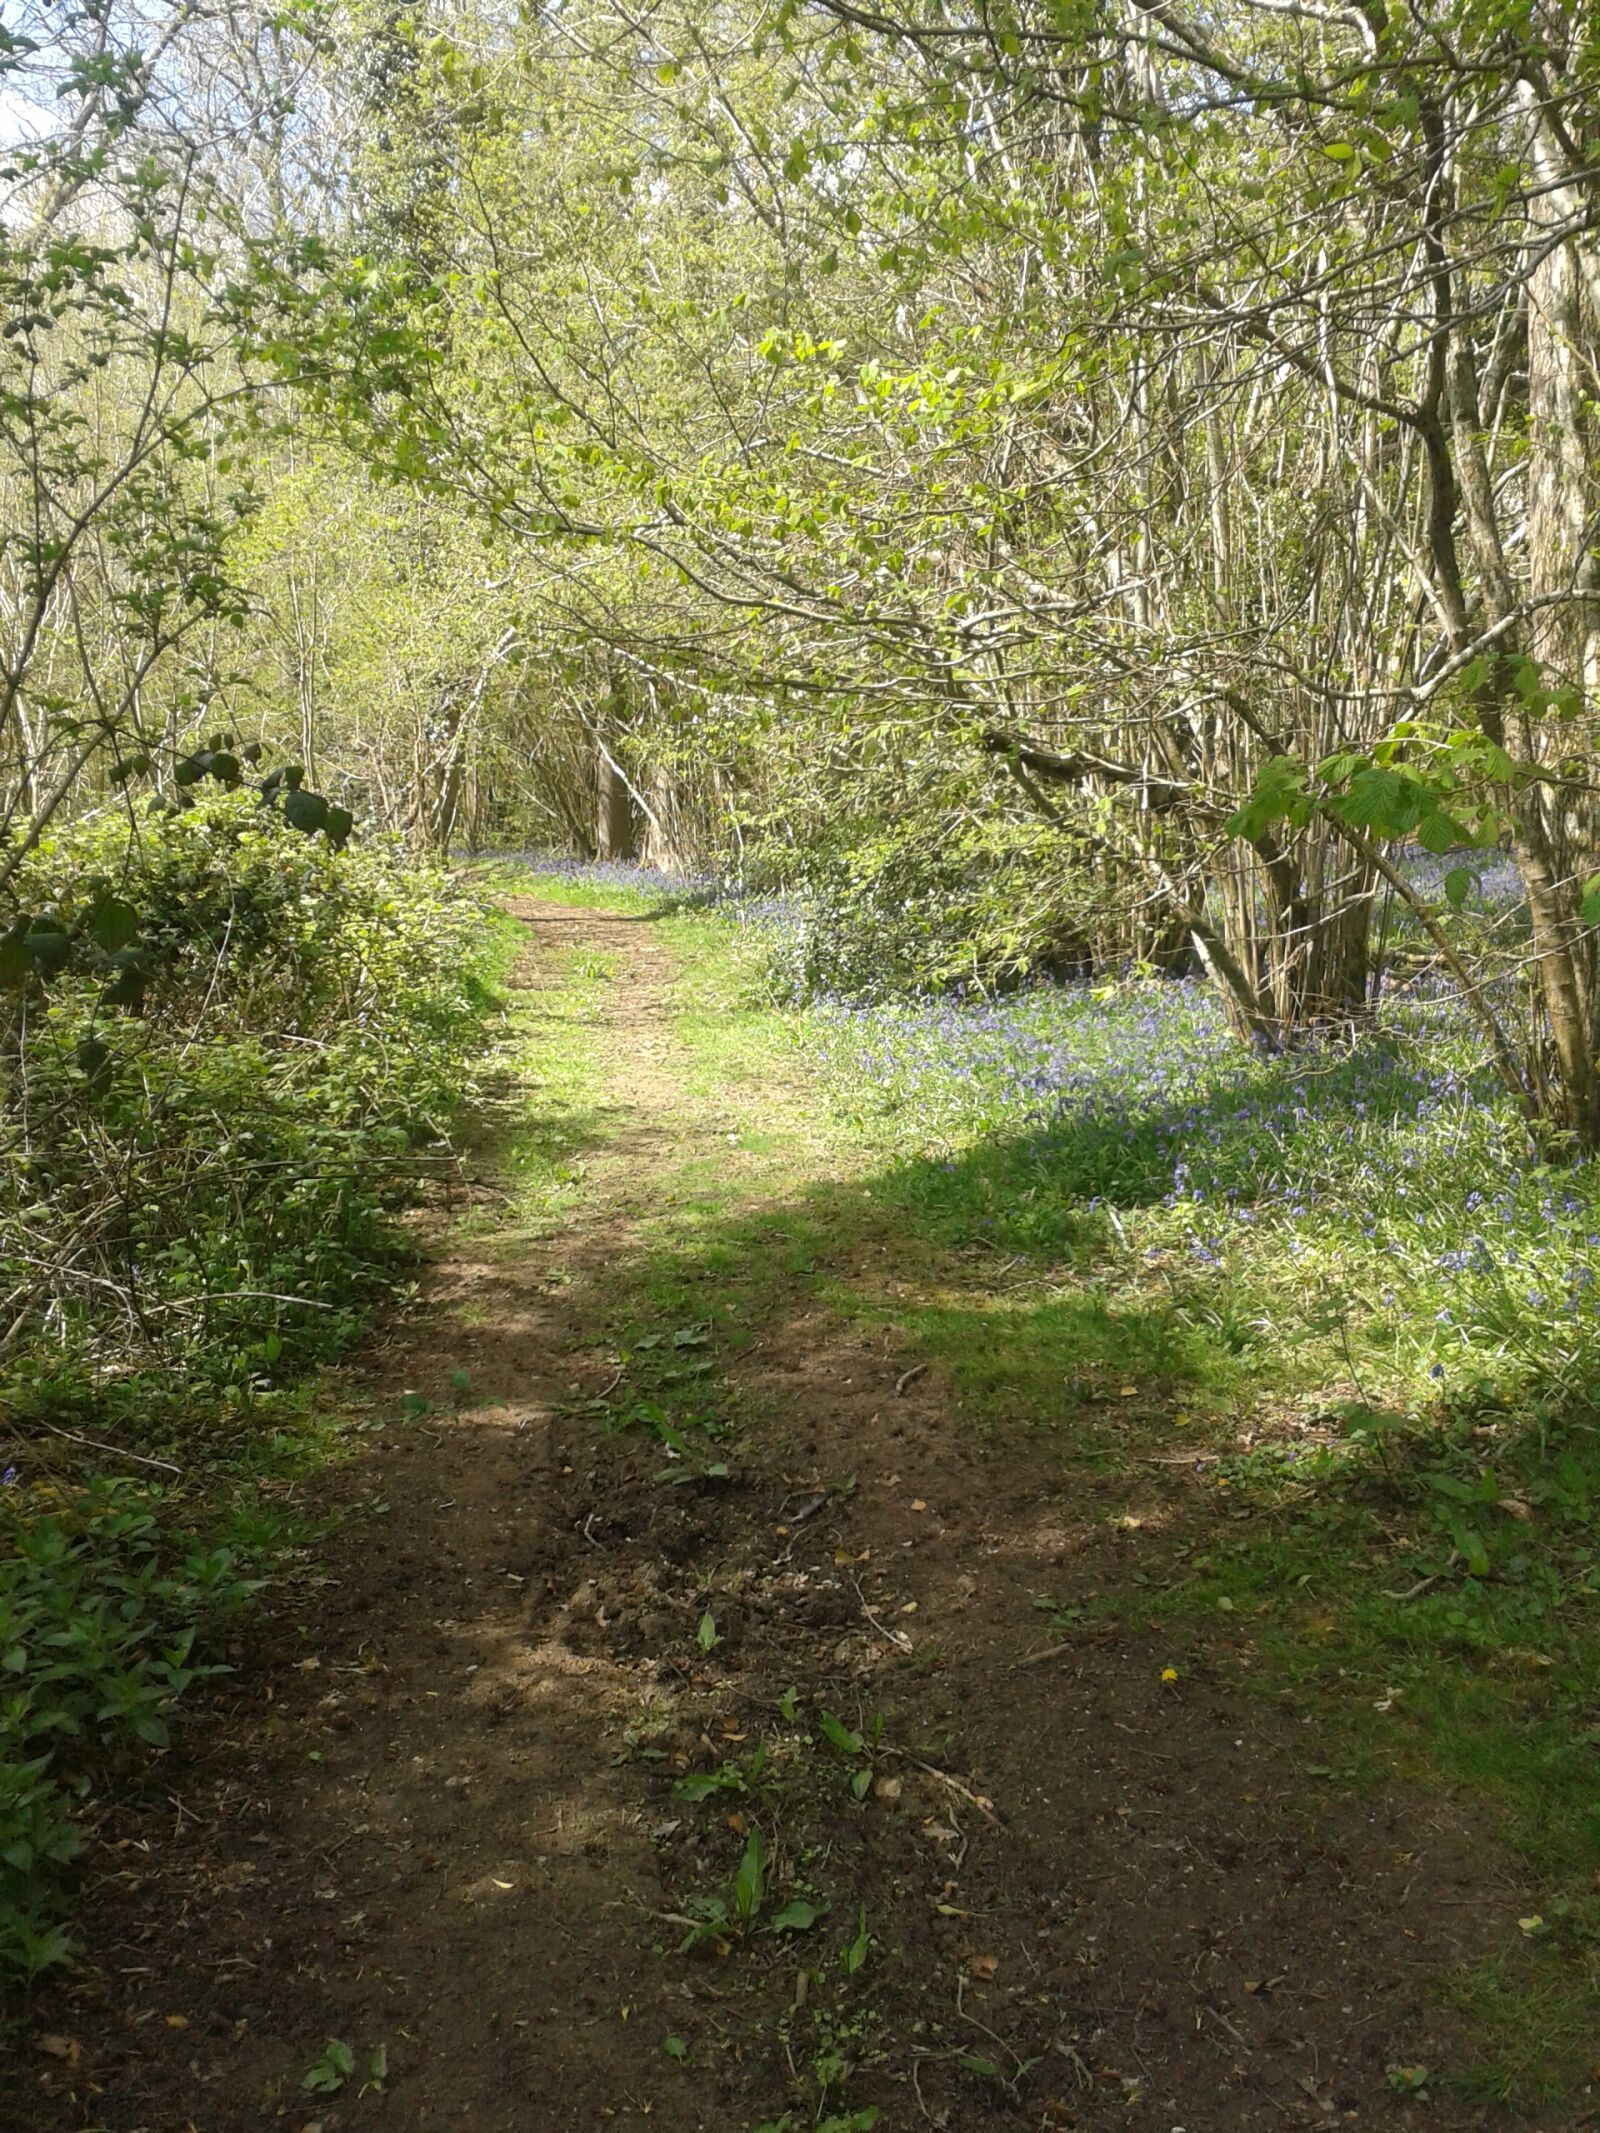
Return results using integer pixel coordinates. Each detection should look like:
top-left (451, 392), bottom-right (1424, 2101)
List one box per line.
top-left (0, 794), bottom-right (492, 1984)
top-left (3, 793), bottom-right (485, 1374)
top-left (736, 818), bottom-right (1098, 1005)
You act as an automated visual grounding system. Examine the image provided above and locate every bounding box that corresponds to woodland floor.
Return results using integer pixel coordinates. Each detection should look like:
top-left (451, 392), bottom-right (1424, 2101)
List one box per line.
top-left (12, 898), bottom-right (1586, 2133)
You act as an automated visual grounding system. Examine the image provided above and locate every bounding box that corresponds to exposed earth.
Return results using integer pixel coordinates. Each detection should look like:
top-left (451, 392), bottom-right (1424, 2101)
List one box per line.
top-left (12, 900), bottom-right (1567, 2132)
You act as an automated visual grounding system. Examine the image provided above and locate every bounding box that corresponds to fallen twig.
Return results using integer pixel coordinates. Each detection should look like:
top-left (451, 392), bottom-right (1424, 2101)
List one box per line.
top-left (30, 1418), bottom-right (180, 1475)
top-left (850, 1575), bottom-right (914, 1653)
top-left (885, 1747), bottom-right (998, 1823)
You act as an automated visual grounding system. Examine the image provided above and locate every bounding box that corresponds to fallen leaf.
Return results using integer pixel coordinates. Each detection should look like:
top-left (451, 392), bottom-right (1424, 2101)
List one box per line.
top-left (910, 1499), bottom-right (927, 1513)
top-left (968, 1952), bottom-right (999, 1980)
top-left (163, 2014), bottom-right (189, 2029)
top-left (37, 2035), bottom-right (77, 2064)
top-left (1497, 1497), bottom-right (1533, 1521)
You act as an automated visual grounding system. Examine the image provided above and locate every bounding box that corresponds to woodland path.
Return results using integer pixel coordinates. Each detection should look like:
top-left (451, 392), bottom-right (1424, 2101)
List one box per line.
top-left (20, 900), bottom-right (1549, 2132)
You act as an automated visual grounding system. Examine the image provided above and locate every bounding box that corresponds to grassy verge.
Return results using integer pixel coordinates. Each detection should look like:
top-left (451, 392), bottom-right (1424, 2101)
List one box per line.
top-left (804, 987), bottom-right (1600, 2106)
top-left (0, 838), bottom-right (524, 1994)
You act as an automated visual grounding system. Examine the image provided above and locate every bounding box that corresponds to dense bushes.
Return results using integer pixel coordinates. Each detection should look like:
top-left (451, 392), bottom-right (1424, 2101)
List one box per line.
top-left (0, 796), bottom-right (492, 1983)
top-left (741, 817), bottom-right (1100, 1005)
top-left (3, 795), bottom-right (484, 1376)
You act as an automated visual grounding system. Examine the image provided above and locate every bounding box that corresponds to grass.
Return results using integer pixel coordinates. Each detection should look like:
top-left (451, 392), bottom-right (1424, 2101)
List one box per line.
top-left (494, 852), bottom-right (1600, 2108)
top-left (457, 916), bottom-right (617, 1242)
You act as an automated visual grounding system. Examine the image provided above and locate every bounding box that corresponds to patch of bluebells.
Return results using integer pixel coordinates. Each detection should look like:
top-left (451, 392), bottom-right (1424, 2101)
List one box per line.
top-left (804, 968), bottom-right (1600, 1400)
top-left (1397, 846), bottom-right (1526, 914)
top-left (481, 850), bottom-right (713, 897)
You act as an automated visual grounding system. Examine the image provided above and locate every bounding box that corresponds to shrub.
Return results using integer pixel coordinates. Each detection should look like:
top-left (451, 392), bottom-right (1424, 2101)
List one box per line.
top-left (0, 793), bottom-right (493, 1983)
top-left (2, 793), bottom-right (485, 1376)
top-left (739, 817), bottom-right (1098, 1005)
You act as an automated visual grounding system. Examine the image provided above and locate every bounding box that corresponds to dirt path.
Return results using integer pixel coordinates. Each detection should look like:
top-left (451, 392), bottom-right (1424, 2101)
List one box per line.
top-left (18, 902), bottom-right (1548, 2132)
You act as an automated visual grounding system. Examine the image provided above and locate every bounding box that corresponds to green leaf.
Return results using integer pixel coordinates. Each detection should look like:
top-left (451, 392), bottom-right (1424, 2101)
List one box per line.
top-left (1581, 874), bottom-right (1600, 927)
top-left (1226, 755), bottom-right (1304, 840)
top-left (662, 2034), bottom-right (689, 2060)
top-left (302, 2039), bottom-right (356, 2093)
top-left (75, 1035), bottom-right (111, 1085)
top-left (24, 925), bottom-right (71, 975)
top-left (696, 1610), bottom-right (719, 1652)
top-left (89, 896), bottom-right (138, 952)
top-left (733, 1828), bottom-right (765, 1923)
top-left (283, 787), bottom-right (329, 833)
top-left (841, 1904), bottom-right (870, 1974)
top-left (819, 1710), bottom-right (863, 1756)
top-left (678, 1766), bottom-right (742, 1802)
top-left (1455, 1525), bottom-right (1491, 1578)
top-left (1416, 808), bottom-right (1470, 854)
top-left (1444, 867), bottom-right (1472, 911)
top-left (1334, 765), bottom-right (1421, 834)
top-left (771, 1899), bottom-right (821, 1933)
top-left (850, 1766), bottom-right (872, 1801)
top-left (0, 928), bottom-right (32, 989)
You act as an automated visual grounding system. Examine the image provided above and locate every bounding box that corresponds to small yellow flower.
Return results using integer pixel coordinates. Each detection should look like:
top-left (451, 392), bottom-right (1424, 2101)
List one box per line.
top-left (1160, 1667), bottom-right (1179, 1684)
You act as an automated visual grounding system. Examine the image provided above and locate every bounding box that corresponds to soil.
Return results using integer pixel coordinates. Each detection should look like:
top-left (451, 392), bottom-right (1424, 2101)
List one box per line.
top-left (10, 901), bottom-right (1566, 2132)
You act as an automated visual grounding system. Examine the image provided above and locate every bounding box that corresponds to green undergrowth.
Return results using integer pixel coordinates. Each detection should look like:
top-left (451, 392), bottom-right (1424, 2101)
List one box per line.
top-left (0, 810), bottom-right (521, 1993)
